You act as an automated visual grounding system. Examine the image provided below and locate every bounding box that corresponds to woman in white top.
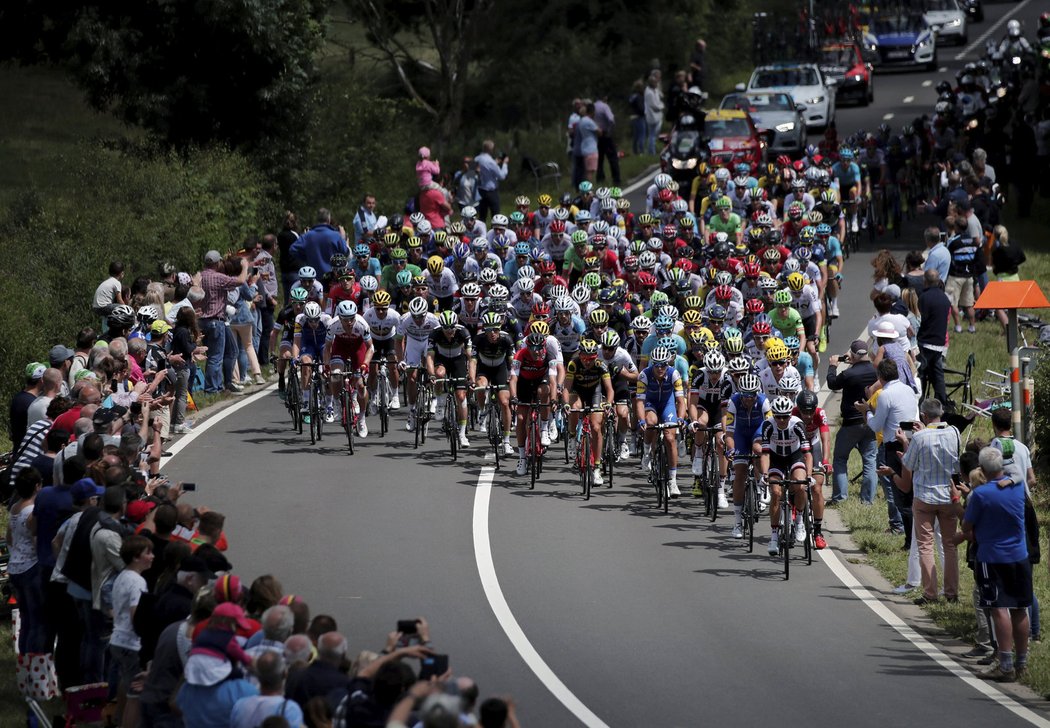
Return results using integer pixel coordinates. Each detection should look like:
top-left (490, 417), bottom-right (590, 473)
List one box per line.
top-left (643, 71), bottom-right (665, 155)
top-left (7, 468), bottom-right (43, 654)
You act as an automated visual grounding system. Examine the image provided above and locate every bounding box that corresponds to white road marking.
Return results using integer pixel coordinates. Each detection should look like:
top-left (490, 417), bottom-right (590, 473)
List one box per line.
top-left (820, 546), bottom-right (1050, 727)
top-left (938, 66), bottom-right (948, 73)
top-left (622, 164), bottom-right (659, 195)
top-left (882, 113), bottom-right (894, 120)
top-left (903, 96), bottom-right (914, 104)
top-left (955, 0), bottom-right (1035, 60)
top-left (922, 80), bottom-right (933, 87)
top-left (165, 385), bottom-right (275, 459)
top-left (473, 467), bottom-right (611, 727)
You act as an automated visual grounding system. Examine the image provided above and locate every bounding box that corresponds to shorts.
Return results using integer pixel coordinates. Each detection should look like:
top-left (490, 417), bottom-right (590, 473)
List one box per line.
top-left (372, 338), bottom-right (395, 357)
top-left (516, 377), bottom-right (548, 405)
top-left (700, 401), bottom-right (722, 425)
top-left (945, 275), bottom-right (975, 309)
top-left (298, 344), bottom-right (323, 360)
top-left (729, 430), bottom-right (761, 464)
top-left (279, 332), bottom-right (294, 351)
top-left (475, 362), bottom-right (509, 389)
top-left (434, 355), bottom-right (468, 389)
top-left (583, 153), bottom-right (599, 173)
top-left (802, 315), bottom-right (817, 341)
top-left (976, 560), bottom-right (1033, 609)
top-left (570, 384), bottom-right (603, 408)
top-left (331, 339), bottom-right (369, 371)
top-left (643, 396), bottom-right (678, 424)
top-left (109, 644), bottom-right (141, 693)
top-left (612, 378), bottom-right (633, 404)
top-left (404, 339), bottom-right (428, 368)
top-left (767, 450), bottom-right (806, 478)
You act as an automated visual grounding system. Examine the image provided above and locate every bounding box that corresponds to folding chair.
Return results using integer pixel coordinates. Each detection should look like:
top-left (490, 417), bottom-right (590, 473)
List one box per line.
top-left (520, 156), bottom-right (561, 192)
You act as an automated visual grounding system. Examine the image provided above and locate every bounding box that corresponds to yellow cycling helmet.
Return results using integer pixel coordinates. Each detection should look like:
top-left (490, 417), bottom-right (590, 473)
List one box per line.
top-left (766, 342), bottom-right (789, 361)
top-left (427, 255), bottom-right (445, 275)
top-left (530, 320), bottom-right (550, 336)
top-left (703, 339), bottom-right (722, 352)
top-left (683, 309), bottom-right (704, 326)
top-left (537, 194), bottom-right (553, 207)
top-left (383, 232), bottom-right (400, 247)
top-left (786, 271), bottom-right (805, 292)
top-left (372, 290), bottom-right (392, 307)
top-left (407, 236), bottom-right (423, 248)
top-left (684, 294), bottom-right (704, 311)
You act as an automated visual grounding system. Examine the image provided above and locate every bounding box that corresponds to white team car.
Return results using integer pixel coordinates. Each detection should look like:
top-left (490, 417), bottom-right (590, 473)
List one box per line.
top-left (924, 0), bottom-right (967, 45)
top-left (737, 62), bottom-right (837, 132)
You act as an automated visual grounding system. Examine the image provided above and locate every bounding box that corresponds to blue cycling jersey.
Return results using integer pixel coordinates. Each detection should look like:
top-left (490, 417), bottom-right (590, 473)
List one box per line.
top-left (725, 391), bottom-right (770, 443)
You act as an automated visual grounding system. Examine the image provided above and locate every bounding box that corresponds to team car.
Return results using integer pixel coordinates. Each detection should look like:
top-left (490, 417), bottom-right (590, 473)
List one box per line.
top-left (703, 109), bottom-right (765, 169)
top-left (817, 40), bottom-right (874, 106)
top-left (866, 13), bottom-right (937, 70)
top-left (923, 0), bottom-right (968, 45)
top-left (719, 92), bottom-right (806, 158)
top-left (738, 62), bottom-right (836, 131)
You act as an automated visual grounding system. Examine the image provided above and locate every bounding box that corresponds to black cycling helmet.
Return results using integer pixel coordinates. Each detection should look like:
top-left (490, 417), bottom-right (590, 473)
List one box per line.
top-left (796, 389), bottom-right (819, 412)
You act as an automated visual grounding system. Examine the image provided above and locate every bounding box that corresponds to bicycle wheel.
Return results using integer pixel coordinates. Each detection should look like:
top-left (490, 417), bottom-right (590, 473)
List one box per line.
top-left (486, 403), bottom-right (502, 468)
top-left (529, 416), bottom-right (539, 490)
top-left (781, 495), bottom-right (791, 580)
top-left (658, 441), bottom-right (670, 514)
top-left (420, 387), bottom-right (430, 445)
top-left (804, 494), bottom-right (814, 565)
top-left (378, 376), bottom-right (389, 437)
top-left (309, 380), bottom-right (320, 445)
top-left (342, 387), bottom-right (355, 454)
top-left (745, 475), bottom-right (755, 553)
top-left (562, 411), bottom-right (570, 464)
top-left (446, 395), bottom-right (457, 461)
top-left (602, 419), bottom-right (615, 489)
top-left (706, 445), bottom-right (719, 523)
top-left (288, 373), bottom-right (302, 433)
top-left (580, 434), bottom-right (592, 500)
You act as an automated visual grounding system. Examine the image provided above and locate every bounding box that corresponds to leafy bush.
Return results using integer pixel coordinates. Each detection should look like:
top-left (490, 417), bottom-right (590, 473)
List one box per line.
top-left (0, 142), bottom-right (271, 436)
top-left (1032, 346), bottom-right (1050, 463)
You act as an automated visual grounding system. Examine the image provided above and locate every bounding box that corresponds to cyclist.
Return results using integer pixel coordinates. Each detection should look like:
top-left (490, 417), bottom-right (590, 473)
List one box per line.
top-left (551, 297), bottom-right (587, 358)
top-left (759, 395), bottom-right (813, 555)
top-left (426, 310), bottom-right (473, 448)
top-left (396, 297), bottom-right (441, 432)
top-left (562, 339), bottom-right (615, 485)
top-left (424, 256), bottom-right (459, 311)
top-left (453, 281), bottom-right (485, 334)
top-left (688, 349), bottom-right (732, 506)
top-left (794, 389), bottom-right (829, 549)
top-left (292, 301), bottom-right (333, 422)
top-left (364, 289), bottom-right (402, 411)
top-left (509, 330), bottom-right (560, 475)
top-left (636, 346), bottom-right (687, 497)
top-left (707, 197), bottom-right (743, 246)
top-left (324, 300), bottom-right (374, 437)
top-left (598, 330), bottom-right (639, 459)
top-left (831, 147), bottom-right (862, 230)
top-left (351, 244), bottom-right (382, 281)
top-left (380, 248), bottom-right (420, 292)
top-left (469, 311), bottom-right (516, 455)
top-left (293, 266), bottom-right (325, 304)
top-left (272, 286), bottom-right (307, 399)
top-left (769, 290), bottom-right (806, 354)
top-left (723, 372), bottom-right (770, 539)
top-left (785, 271), bottom-right (822, 369)
top-left (814, 224), bottom-right (843, 319)
top-left (759, 340), bottom-right (801, 396)
top-left (325, 270), bottom-right (361, 317)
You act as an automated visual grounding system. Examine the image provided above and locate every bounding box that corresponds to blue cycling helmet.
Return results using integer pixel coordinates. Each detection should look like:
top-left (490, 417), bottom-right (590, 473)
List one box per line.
top-left (453, 242), bottom-right (470, 259)
top-left (653, 314), bottom-right (675, 332)
top-left (492, 234), bottom-right (508, 249)
top-left (514, 241), bottom-right (531, 256)
top-left (839, 147), bottom-right (855, 161)
top-left (754, 313), bottom-right (772, 326)
top-left (735, 162), bottom-right (750, 176)
top-left (353, 244), bottom-right (370, 257)
top-left (656, 335), bottom-right (678, 351)
top-left (810, 243), bottom-right (827, 262)
top-left (783, 336), bottom-right (801, 351)
top-left (794, 245), bottom-right (811, 261)
top-left (815, 223), bottom-right (832, 237)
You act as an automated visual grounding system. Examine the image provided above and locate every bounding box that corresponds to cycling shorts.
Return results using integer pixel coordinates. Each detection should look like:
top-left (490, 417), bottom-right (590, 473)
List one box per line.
top-left (372, 338), bottom-right (395, 357)
top-left (612, 378), bottom-right (633, 404)
top-left (331, 339), bottom-right (369, 371)
top-left (644, 396), bottom-right (678, 424)
top-left (802, 315), bottom-right (817, 341)
top-left (299, 344), bottom-right (323, 360)
top-left (768, 450), bottom-right (806, 479)
top-left (279, 335), bottom-right (294, 351)
top-left (433, 355), bottom-right (468, 389)
top-left (404, 339), bottom-right (428, 368)
top-left (730, 429), bottom-right (762, 464)
top-left (516, 376), bottom-right (549, 405)
top-left (475, 363), bottom-right (509, 389)
top-left (570, 384), bottom-right (603, 408)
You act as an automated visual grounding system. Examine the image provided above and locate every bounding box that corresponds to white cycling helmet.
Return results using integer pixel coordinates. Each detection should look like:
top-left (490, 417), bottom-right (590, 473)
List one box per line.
top-left (554, 296), bottom-right (574, 312)
top-left (737, 373), bottom-right (761, 394)
top-left (304, 302), bottom-right (322, 320)
top-left (703, 350), bottom-right (726, 371)
top-left (479, 268), bottom-right (498, 284)
top-left (518, 265), bottom-right (536, 280)
top-left (416, 220), bottom-right (433, 236)
top-left (650, 346), bottom-right (675, 365)
top-left (461, 282), bottom-right (482, 298)
top-left (491, 214), bottom-right (509, 227)
top-left (516, 278), bottom-right (535, 295)
top-left (298, 265), bottom-right (317, 280)
top-left (488, 284), bottom-right (509, 300)
top-left (632, 315), bottom-right (652, 332)
top-left (553, 207), bottom-right (570, 221)
top-left (654, 173), bottom-right (673, 189)
top-left (359, 275), bottom-right (379, 293)
top-left (335, 300), bottom-right (358, 318)
top-left (408, 297), bottom-right (430, 316)
top-left (409, 212), bottom-right (426, 226)
top-left (572, 283), bottom-right (591, 304)
top-left (771, 395), bottom-right (795, 416)
top-left (461, 206), bottom-right (478, 220)
top-left (777, 373), bottom-right (803, 398)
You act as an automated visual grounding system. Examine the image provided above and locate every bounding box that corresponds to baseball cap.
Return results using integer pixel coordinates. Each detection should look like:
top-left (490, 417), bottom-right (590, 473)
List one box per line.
top-left (211, 602), bottom-right (253, 631)
top-left (25, 362), bottom-right (46, 380)
top-left (871, 321), bottom-right (898, 339)
top-left (204, 250), bottom-right (223, 264)
top-left (125, 500), bottom-right (156, 523)
top-left (849, 339), bottom-right (869, 356)
top-left (151, 320), bottom-right (173, 336)
top-left (954, 197), bottom-right (972, 211)
top-left (93, 404), bottom-right (129, 427)
top-left (883, 284), bottom-right (901, 300)
top-left (49, 345), bottom-right (75, 366)
top-left (71, 478), bottom-right (105, 503)
top-left (177, 272), bottom-right (193, 287)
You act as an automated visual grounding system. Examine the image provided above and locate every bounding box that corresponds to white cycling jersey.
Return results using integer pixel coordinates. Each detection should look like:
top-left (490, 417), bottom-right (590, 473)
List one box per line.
top-left (364, 307), bottom-right (402, 341)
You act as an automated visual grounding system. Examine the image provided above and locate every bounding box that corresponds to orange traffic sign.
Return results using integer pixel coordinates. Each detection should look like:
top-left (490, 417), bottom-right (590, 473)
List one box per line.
top-left (973, 280), bottom-right (1050, 310)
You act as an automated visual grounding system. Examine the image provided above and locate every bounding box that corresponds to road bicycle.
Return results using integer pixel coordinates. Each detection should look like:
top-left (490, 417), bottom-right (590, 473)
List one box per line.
top-left (513, 399), bottom-right (548, 490)
top-left (281, 357), bottom-right (303, 434)
top-left (601, 410), bottom-right (618, 489)
top-left (406, 366), bottom-right (434, 449)
top-left (335, 368), bottom-right (364, 454)
top-left (567, 405), bottom-right (607, 500)
top-left (691, 424), bottom-right (723, 522)
top-left (728, 452), bottom-right (762, 553)
top-left (371, 359), bottom-right (393, 437)
top-left (841, 197), bottom-right (861, 256)
top-left (433, 376), bottom-right (468, 462)
top-left (479, 384), bottom-right (505, 469)
top-left (646, 421), bottom-right (683, 513)
top-left (301, 361), bottom-right (326, 445)
top-left (771, 475), bottom-right (813, 580)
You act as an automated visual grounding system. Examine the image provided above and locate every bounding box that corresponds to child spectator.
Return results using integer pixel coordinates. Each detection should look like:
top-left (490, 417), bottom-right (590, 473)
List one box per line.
top-left (416, 147), bottom-right (441, 189)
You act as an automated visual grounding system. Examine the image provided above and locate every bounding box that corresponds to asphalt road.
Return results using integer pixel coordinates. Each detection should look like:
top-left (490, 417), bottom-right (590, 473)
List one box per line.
top-left (162, 4), bottom-right (1050, 725)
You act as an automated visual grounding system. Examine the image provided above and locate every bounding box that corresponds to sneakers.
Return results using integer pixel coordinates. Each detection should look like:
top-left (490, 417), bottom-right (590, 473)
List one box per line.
top-left (458, 432), bottom-right (470, 448)
top-left (619, 441), bottom-right (630, 461)
top-left (814, 533), bottom-right (827, 550)
top-left (691, 457), bottom-right (704, 477)
top-left (358, 419), bottom-right (368, 438)
top-left (389, 393), bottom-right (401, 410)
top-left (967, 325), bottom-right (977, 334)
top-left (977, 663), bottom-right (1016, 683)
top-left (324, 406), bottom-right (335, 423)
top-left (731, 523), bottom-right (743, 539)
top-left (567, 440), bottom-right (578, 459)
top-left (540, 429), bottom-right (551, 448)
top-left (955, 324), bottom-right (963, 333)
top-left (516, 458), bottom-right (528, 476)
top-left (892, 583), bottom-right (919, 595)
top-left (717, 491), bottom-right (729, 509)
top-left (669, 479), bottom-right (681, 498)
top-left (642, 451), bottom-right (652, 471)
top-left (830, 299), bottom-right (840, 318)
top-left (768, 530), bottom-right (780, 555)
top-left (593, 469), bottom-right (604, 486)
top-left (254, 374), bottom-right (266, 386)
top-left (476, 414), bottom-right (487, 433)
top-left (172, 423), bottom-right (193, 435)
top-left (794, 520), bottom-right (807, 544)
top-left (502, 441), bottom-right (515, 456)
top-left (759, 488), bottom-right (771, 507)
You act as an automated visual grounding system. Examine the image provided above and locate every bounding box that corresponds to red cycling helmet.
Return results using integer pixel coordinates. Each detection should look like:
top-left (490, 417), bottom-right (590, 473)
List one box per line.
top-left (752, 321), bottom-right (772, 336)
top-left (677, 258), bottom-right (694, 274)
top-left (745, 298), bottom-right (765, 314)
top-left (742, 261), bottom-right (761, 278)
top-left (536, 260), bottom-right (556, 274)
top-left (661, 224), bottom-right (677, 239)
top-left (657, 189), bottom-right (674, 203)
top-left (638, 272), bottom-right (658, 287)
top-left (714, 284), bottom-right (734, 301)
top-left (532, 301), bottom-right (551, 318)
top-left (549, 220), bottom-right (566, 234)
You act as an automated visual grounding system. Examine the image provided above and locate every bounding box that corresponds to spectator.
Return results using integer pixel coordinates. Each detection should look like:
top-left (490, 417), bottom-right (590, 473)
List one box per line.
top-left (420, 180), bottom-right (453, 231)
top-left (870, 321), bottom-right (918, 394)
top-left (857, 359), bottom-right (918, 536)
top-left (415, 147), bottom-right (441, 190)
top-left (69, 328), bottom-right (97, 387)
top-left (199, 250), bottom-right (249, 395)
top-left (990, 408), bottom-right (1037, 491)
top-left (26, 367), bottom-right (62, 427)
top-left (230, 270), bottom-right (265, 387)
top-left (917, 269), bottom-right (951, 406)
top-left (945, 213), bottom-right (979, 333)
top-left (990, 225), bottom-right (1027, 331)
top-left (479, 697), bottom-right (521, 728)
top-left (247, 605), bottom-right (296, 660)
top-left (177, 633), bottom-right (260, 727)
top-left (9, 362), bottom-right (45, 447)
top-left (285, 630), bottom-right (350, 722)
top-left (49, 345), bottom-right (76, 394)
top-left (868, 292), bottom-right (912, 352)
top-left (474, 140), bottom-right (509, 222)
top-left (573, 101), bottom-right (600, 184)
top-left (890, 399), bottom-right (961, 605)
top-left (92, 260), bottom-right (127, 322)
top-left (869, 249), bottom-right (901, 300)
top-left (688, 38), bottom-right (707, 89)
top-left (352, 194), bottom-right (379, 245)
top-left (902, 251), bottom-right (926, 291)
top-left (666, 70), bottom-right (689, 124)
top-left (7, 469), bottom-right (45, 654)
top-left (278, 211), bottom-right (302, 303)
top-left (643, 71), bottom-right (664, 155)
top-left (109, 534), bottom-right (154, 726)
top-left (254, 236), bottom-right (280, 365)
top-left (170, 306), bottom-right (204, 434)
top-left (961, 447), bottom-right (1032, 681)
top-left (594, 93), bottom-right (621, 186)
top-left (923, 226), bottom-right (951, 283)
top-left (628, 80), bottom-right (646, 155)
top-left (901, 287), bottom-right (921, 357)
top-left (232, 651), bottom-right (305, 728)
top-left (289, 208), bottom-right (351, 278)
top-left (827, 340), bottom-right (878, 504)
top-left (453, 157), bottom-right (480, 212)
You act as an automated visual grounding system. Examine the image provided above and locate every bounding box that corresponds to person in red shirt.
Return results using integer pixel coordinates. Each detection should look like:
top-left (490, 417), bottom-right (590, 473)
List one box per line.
top-left (420, 185), bottom-right (452, 230)
top-left (508, 331), bottom-right (559, 476)
top-left (325, 272), bottom-right (361, 316)
top-left (794, 389), bottom-right (830, 549)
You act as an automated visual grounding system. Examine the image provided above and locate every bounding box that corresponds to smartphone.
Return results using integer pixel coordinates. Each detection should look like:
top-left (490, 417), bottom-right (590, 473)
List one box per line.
top-left (397, 619), bottom-right (419, 635)
top-left (900, 421), bottom-right (915, 431)
top-left (418, 654), bottom-right (448, 681)
top-left (182, 482), bottom-right (197, 492)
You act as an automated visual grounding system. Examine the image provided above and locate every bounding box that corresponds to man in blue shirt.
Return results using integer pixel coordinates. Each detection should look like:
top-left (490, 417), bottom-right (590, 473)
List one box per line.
top-left (289, 208), bottom-right (350, 277)
top-left (351, 194), bottom-right (378, 245)
top-left (474, 140), bottom-right (508, 223)
top-left (962, 446), bottom-right (1032, 682)
top-left (922, 226), bottom-right (951, 283)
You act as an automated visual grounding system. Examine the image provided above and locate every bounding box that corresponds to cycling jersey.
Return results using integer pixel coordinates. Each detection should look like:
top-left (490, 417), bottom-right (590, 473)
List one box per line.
top-left (565, 357), bottom-right (610, 391)
top-left (831, 161), bottom-right (861, 189)
top-left (473, 330), bottom-right (515, 368)
top-left (636, 365), bottom-right (684, 404)
top-left (326, 315), bottom-right (370, 344)
top-left (551, 315), bottom-right (587, 355)
top-left (725, 392), bottom-right (770, 444)
top-left (758, 364), bottom-right (801, 398)
top-left (689, 368), bottom-right (733, 416)
top-left (428, 326), bottom-right (472, 359)
top-left (274, 304), bottom-right (299, 343)
top-left (425, 269), bottom-right (459, 299)
top-left (363, 307), bottom-right (401, 341)
top-left (760, 415), bottom-right (810, 476)
top-left (510, 348), bottom-right (558, 381)
top-left (770, 307), bottom-right (804, 338)
top-left (790, 286), bottom-right (821, 320)
top-left (453, 299), bottom-right (485, 333)
top-left (352, 258), bottom-right (382, 281)
top-left (793, 407), bottom-right (829, 442)
top-left (294, 314), bottom-right (332, 356)
top-left (707, 212), bottom-right (742, 236)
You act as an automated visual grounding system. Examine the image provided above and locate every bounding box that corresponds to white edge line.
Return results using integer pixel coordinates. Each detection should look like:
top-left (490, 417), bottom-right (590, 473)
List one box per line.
top-left (621, 164), bottom-right (659, 196)
top-left (165, 384), bottom-right (275, 461)
top-left (820, 319), bottom-right (1048, 725)
top-left (473, 467), bottom-right (611, 728)
top-left (956, 0), bottom-right (1034, 61)
top-left (820, 546), bottom-right (1050, 727)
